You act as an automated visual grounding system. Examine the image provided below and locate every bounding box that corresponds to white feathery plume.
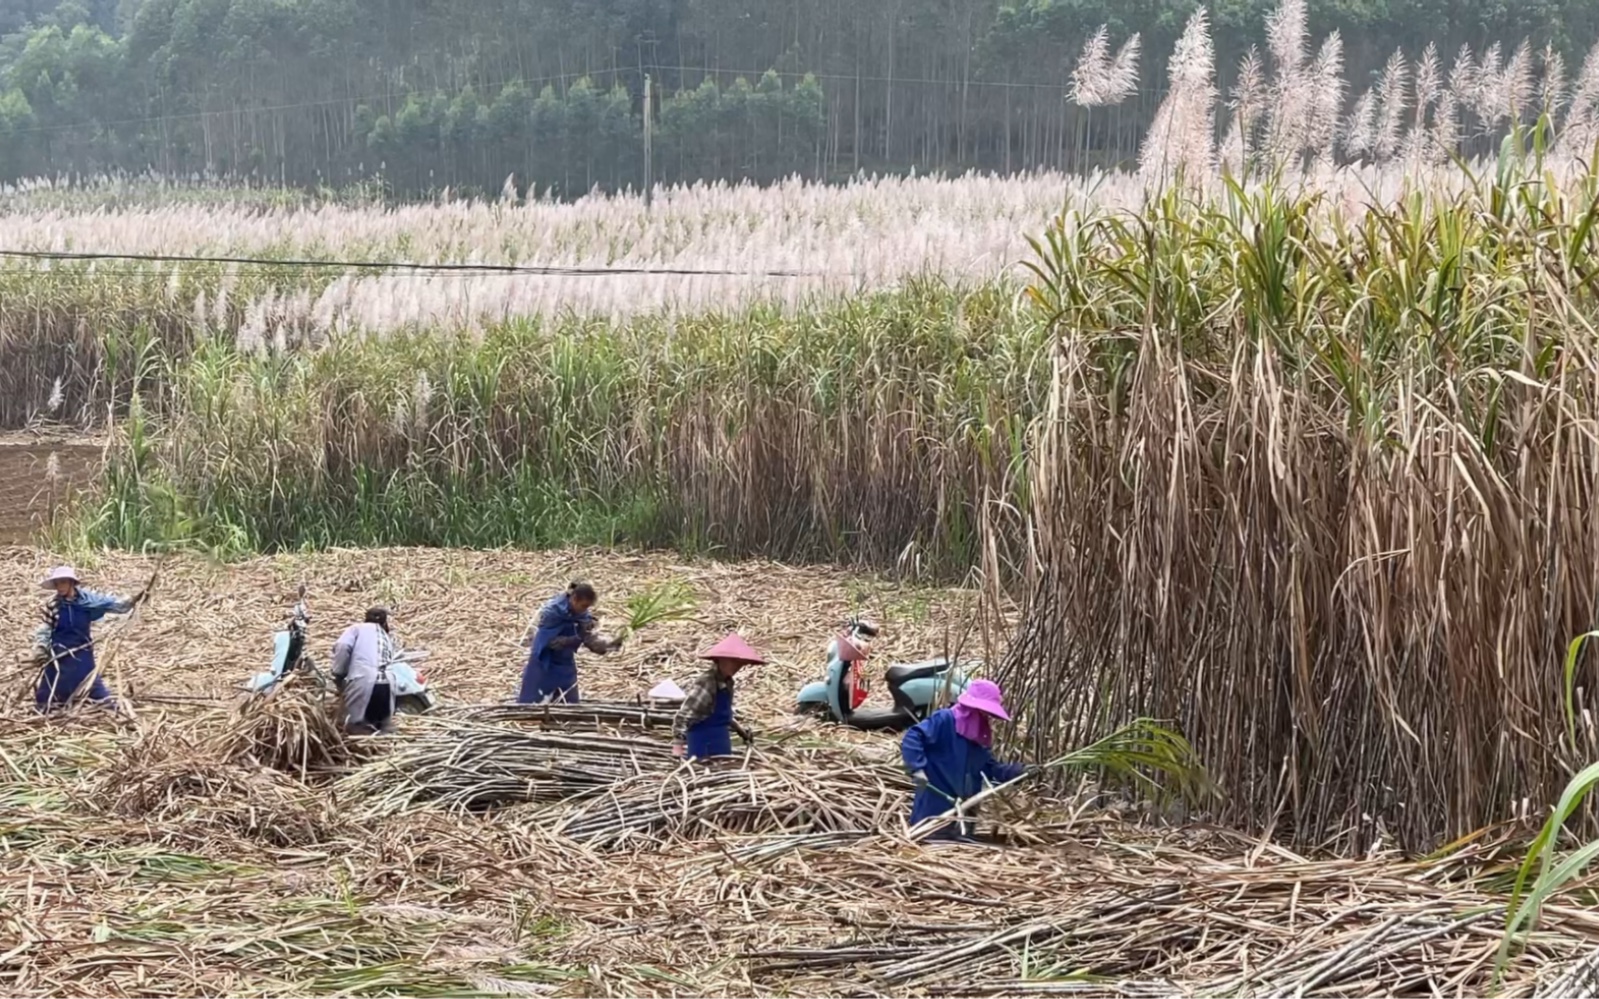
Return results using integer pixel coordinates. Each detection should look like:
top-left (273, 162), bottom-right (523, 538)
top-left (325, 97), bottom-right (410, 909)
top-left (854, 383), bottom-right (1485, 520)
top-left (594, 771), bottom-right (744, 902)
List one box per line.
top-left (1345, 88), bottom-right (1378, 158)
top-left (1559, 41), bottom-right (1599, 155)
top-left (1414, 43), bottom-right (1442, 117)
top-left (1227, 47), bottom-right (1267, 167)
top-left (1475, 42), bottom-right (1504, 124)
top-left (390, 394), bottom-right (409, 439)
top-left (46, 376), bottom-right (63, 413)
top-left (1106, 34), bottom-right (1142, 105)
top-left (412, 370), bottom-right (434, 437)
top-left (1265, 0), bottom-right (1308, 78)
top-left (1402, 44), bottom-right (1441, 165)
top-left (1430, 91), bottom-right (1462, 161)
top-left (1374, 49), bottom-right (1410, 161)
top-left (1139, 8), bottom-right (1217, 185)
top-left (1306, 33), bottom-right (1346, 157)
top-left (1263, 0), bottom-right (1311, 162)
top-left (1541, 43), bottom-right (1568, 118)
top-left (1503, 40), bottom-right (1535, 123)
top-left (1071, 26), bottom-right (1112, 106)
top-left (1448, 43), bottom-right (1478, 129)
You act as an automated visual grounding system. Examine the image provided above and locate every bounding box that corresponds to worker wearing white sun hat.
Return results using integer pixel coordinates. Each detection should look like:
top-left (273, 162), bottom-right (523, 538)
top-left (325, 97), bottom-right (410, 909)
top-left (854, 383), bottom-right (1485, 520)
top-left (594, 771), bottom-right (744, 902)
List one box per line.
top-left (32, 565), bottom-right (145, 712)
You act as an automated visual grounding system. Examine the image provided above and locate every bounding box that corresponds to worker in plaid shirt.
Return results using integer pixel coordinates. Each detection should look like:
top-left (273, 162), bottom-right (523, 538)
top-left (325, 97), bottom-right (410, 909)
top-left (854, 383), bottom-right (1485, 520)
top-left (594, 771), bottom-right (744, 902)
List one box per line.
top-left (672, 633), bottom-right (764, 759)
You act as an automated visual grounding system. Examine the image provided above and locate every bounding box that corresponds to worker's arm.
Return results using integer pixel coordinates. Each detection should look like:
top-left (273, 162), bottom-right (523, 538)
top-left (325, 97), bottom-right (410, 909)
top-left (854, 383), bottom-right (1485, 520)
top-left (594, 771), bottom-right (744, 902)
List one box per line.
top-left (671, 670), bottom-right (719, 749)
top-left (982, 756), bottom-right (1026, 784)
top-left (580, 632), bottom-right (621, 654)
top-left (901, 713), bottom-right (934, 778)
top-left (76, 588), bottom-right (137, 621)
top-left (330, 627), bottom-right (356, 680)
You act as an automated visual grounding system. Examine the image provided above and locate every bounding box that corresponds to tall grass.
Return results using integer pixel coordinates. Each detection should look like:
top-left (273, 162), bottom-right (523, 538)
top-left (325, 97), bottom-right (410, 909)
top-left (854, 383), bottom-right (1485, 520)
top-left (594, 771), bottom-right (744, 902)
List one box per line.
top-left (71, 282), bottom-right (1045, 577)
top-left (999, 139), bottom-right (1599, 852)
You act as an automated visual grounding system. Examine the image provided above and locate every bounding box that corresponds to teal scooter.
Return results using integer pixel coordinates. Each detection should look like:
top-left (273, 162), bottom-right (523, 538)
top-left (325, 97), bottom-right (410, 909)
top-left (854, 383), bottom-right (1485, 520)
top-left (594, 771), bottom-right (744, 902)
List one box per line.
top-left (795, 618), bottom-right (974, 732)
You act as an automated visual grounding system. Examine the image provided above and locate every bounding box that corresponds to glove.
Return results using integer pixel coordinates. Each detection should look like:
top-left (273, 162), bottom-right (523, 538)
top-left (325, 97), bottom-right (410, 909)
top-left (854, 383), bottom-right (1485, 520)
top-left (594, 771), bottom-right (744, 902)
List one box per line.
top-left (912, 770), bottom-right (929, 791)
top-left (734, 723), bottom-right (754, 746)
top-left (671, 741), bottom-right (687, 758)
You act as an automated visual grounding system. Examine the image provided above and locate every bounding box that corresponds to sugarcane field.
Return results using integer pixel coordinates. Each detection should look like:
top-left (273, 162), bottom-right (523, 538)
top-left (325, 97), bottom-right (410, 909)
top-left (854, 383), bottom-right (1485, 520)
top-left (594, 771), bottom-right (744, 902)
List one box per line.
top-left (17, 0), bottom-right (1599, 995)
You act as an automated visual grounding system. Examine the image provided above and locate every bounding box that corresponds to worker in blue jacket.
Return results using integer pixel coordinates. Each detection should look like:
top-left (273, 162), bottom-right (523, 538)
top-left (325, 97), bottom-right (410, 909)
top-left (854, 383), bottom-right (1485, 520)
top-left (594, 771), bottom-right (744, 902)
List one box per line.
top-left (518, 581), bottom-right (622, 704)
top-left (32, 565), bottom-right (145, 712)
top-left (900, 678), bottom-right (1027, 838)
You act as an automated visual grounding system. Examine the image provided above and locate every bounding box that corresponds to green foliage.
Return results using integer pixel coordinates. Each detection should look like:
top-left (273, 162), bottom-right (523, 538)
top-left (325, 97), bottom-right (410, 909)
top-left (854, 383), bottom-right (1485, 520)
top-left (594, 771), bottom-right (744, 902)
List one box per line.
top-left (1498, 760), bottom-right (1599, 977)
top-left (1041, 719), bottom-right (1213, 805)
top-left (621, 581), bottom-right (699, 634)
top-left (62, 282), bottom-right (1044, 574)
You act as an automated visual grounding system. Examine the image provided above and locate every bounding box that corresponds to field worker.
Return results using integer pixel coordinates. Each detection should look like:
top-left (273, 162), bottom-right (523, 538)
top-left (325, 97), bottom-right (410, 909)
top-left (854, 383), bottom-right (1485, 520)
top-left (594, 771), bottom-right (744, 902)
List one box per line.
top-left (671, 633), bottom-right (763, 759)
top-left (32, 565), bottom-right (145, 712)
top-left (900, 678), bottom-right (1028, 838)
top-left (332, 607), bottom-right (398, 735)
top-left (518, 581), bottom-right (622, 705)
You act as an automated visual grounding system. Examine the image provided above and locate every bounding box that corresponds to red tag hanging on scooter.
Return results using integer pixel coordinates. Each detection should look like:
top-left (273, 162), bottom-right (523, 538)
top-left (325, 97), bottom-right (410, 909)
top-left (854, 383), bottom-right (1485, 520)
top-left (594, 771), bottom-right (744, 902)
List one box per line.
top-left (850, 662), bottom-right (870, 710)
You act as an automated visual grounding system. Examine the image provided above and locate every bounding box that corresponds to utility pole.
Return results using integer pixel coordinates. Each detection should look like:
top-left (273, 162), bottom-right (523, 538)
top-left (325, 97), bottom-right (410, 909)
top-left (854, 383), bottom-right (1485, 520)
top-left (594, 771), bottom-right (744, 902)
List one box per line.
top-left (643, 74), bottom-right (653, 210)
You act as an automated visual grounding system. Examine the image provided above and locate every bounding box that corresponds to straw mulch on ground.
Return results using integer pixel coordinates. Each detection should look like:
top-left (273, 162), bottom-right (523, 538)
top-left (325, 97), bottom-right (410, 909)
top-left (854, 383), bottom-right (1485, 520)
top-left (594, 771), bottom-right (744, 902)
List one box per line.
top-left (3, 547), bottom-right (1597, 996)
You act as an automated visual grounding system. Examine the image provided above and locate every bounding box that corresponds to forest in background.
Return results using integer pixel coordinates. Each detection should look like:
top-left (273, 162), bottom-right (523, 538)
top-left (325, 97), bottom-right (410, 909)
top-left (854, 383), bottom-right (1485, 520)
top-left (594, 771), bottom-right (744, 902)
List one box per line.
top-left (0, 0), bottom-right (1594, 197)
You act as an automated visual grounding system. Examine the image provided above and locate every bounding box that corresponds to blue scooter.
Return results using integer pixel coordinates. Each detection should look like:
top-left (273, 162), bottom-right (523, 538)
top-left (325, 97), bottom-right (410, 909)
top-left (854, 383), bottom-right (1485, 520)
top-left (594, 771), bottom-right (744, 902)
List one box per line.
top-left (795, 618), bottom-right (973, 731)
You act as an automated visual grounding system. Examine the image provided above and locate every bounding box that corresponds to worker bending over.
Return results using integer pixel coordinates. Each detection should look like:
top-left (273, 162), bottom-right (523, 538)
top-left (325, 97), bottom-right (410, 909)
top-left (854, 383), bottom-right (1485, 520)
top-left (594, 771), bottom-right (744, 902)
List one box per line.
top-left (332, 607), bottom-right (398, 735)
top-left (901, 679), bottom-right (1027, 838)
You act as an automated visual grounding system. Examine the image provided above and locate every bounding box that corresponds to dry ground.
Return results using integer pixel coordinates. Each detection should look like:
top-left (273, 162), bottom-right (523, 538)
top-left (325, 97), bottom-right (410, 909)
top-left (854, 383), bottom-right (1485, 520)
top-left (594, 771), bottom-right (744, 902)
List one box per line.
top-left (0, 438), bottom-right (101, 546)
top-left (3, 547), bottom-right (1598, 998)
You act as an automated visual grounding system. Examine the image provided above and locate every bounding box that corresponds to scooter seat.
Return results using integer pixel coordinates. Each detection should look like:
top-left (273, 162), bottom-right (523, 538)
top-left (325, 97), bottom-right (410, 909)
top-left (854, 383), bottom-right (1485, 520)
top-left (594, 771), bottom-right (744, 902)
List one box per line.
top-left (844, 707), bottom-right (916, 732)
top-left (885, 658), bottom-right (951, 684)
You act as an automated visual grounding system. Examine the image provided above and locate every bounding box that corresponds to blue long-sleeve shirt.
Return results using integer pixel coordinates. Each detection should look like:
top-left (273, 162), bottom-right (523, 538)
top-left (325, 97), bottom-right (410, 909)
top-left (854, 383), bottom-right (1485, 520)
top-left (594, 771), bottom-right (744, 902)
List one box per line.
top-left (901, 708), bottom-right (1023, 827)
top-left (34, 588), bottom-right (135, 653)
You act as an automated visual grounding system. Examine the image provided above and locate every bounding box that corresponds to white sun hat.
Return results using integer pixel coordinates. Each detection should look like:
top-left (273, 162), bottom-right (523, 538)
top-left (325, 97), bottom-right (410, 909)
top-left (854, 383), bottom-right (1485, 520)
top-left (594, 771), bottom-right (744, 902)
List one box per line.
top-left (39, 565), bottom-right (80, 589)
top-left (648, 679), bottom-right (687, 702)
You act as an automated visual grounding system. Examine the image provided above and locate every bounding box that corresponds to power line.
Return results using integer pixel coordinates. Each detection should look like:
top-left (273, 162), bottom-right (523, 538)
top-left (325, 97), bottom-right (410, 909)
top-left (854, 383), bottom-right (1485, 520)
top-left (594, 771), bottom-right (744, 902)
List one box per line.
top-left (0, 248), bottom-right (829, 278)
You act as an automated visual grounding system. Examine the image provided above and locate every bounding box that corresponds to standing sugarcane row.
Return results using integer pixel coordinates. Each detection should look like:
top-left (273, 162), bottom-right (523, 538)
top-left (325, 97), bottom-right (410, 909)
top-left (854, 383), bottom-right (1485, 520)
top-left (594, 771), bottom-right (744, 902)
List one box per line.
top-left (27, 568), bottom-right (1024, 837)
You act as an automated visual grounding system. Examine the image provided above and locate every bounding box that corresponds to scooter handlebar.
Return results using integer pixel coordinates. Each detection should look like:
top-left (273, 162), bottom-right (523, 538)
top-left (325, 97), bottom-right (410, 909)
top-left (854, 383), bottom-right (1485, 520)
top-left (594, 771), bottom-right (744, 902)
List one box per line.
top-left (847, 618), bottom-right (881, 639)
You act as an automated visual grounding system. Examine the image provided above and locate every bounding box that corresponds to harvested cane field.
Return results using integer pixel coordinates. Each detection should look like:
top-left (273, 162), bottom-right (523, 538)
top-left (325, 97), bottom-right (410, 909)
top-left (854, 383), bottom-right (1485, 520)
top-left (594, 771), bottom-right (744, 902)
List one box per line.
top-left (5, 546), bottom-right (1599, 997)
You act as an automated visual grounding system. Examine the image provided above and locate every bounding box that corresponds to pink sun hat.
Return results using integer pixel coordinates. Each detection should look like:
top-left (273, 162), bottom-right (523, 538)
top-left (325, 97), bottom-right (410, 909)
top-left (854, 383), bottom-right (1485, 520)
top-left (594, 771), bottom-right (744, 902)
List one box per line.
top-left (957, 678), bottom-right (1010, 720)
top-left (700, 633), bottom-right (766, 665)
top-left (39, 565), bottom-right (80, 589)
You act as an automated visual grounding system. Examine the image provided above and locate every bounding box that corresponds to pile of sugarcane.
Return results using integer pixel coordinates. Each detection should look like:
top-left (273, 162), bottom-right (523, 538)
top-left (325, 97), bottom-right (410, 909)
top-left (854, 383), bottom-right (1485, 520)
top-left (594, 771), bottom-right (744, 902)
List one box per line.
top-left (215, 676), bottom-right (355, 776)
top-left (334, 716), bottom-right (916, 844)
top-left (338, 721), bottom-right (678, 816)
top-left (555, 755), bottom-right (912, 848)
top-left (452, 699), bottom-right (680, 730)
top-left (90, 718), bottom-right (349, 847)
